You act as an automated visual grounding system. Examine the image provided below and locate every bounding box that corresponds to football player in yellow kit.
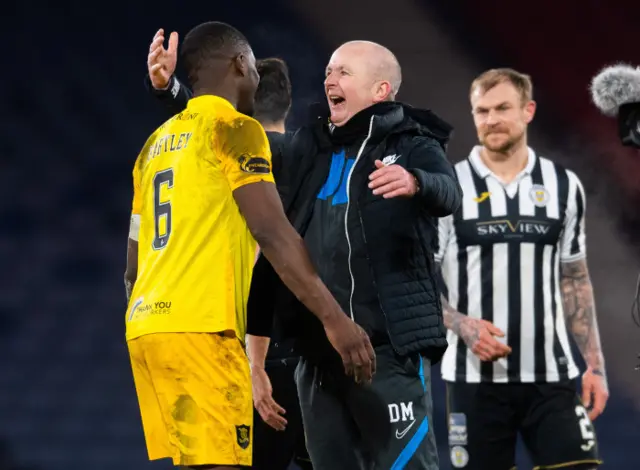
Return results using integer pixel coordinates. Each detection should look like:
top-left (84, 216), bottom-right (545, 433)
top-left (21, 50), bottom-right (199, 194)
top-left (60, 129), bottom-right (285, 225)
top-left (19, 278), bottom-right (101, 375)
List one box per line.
top-left (123, 21), bottom-right (375, 469)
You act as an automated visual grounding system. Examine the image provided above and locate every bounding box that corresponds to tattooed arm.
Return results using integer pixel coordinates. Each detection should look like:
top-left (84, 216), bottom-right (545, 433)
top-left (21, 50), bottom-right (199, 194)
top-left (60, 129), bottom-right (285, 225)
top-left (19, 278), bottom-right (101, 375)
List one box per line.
top-left (560, 259), bottom-right (606, 378)
top-left (442, 295), bottom-right (476, 343)
top-left (560, 258), bottom-right (609, 419)
top-left (438, 268), bottom-right (511, 362)
top-left (559, 172), bottom-right (608, 420)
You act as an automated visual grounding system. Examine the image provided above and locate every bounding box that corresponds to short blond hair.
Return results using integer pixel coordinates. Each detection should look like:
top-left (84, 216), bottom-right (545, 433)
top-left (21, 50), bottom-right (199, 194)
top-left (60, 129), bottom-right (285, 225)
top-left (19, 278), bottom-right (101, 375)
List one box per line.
top-left (470, 68), bottom-right (533, 104)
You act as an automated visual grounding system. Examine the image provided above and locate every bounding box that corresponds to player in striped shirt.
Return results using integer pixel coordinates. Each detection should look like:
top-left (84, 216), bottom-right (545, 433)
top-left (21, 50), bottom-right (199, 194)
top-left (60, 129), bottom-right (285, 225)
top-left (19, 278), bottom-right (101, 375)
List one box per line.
top-left (437, 68), bottom-right (608, 470)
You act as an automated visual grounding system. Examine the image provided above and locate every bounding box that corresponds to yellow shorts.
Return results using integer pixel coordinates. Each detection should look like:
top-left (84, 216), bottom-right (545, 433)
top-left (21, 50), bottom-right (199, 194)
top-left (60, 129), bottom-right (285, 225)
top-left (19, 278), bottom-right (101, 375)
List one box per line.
top-left (127, 332), bottom-right (253, 467)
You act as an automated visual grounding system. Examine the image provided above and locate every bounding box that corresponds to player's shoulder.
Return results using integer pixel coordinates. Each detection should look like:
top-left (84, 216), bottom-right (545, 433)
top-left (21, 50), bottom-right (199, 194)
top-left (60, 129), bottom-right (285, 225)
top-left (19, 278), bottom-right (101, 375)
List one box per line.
top-left (451, 157), bottom-right (473, 178)
top-left (536, 154), bottom-right (583, 186)
top-left (224, 112), bottom-right (265, 135)
top-left (536, 153), bottom-right (566, 171)
top-left (135, 123), bottom-right (170, 173)
top-left (453, 158), bottom-right (470, 170)
top-left (218, 113), bottom-right (268, 149)
top-left (215, 114), bottom-right (271, 174)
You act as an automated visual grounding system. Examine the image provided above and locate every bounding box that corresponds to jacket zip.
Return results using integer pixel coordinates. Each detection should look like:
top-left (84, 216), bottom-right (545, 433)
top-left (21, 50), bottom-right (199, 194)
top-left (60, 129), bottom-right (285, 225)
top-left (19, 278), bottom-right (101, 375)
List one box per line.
top-left (344, 115), bottom-right (376, 320)
top-left (357, 205), bottom-right (401, 354)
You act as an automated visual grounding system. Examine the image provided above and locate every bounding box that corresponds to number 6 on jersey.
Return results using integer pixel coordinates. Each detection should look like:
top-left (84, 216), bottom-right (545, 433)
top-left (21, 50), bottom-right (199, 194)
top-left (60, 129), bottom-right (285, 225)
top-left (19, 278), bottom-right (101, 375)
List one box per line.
top-left (153, 168), bottom-right (174, 250)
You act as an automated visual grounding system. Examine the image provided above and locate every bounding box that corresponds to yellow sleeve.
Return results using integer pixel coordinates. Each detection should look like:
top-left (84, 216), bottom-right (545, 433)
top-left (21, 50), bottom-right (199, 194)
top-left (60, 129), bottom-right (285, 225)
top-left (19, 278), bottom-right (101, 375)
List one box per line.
top-left (131, 131), bottom-right (158, 215)
top-left (218, 117), bottom-right (275, 191)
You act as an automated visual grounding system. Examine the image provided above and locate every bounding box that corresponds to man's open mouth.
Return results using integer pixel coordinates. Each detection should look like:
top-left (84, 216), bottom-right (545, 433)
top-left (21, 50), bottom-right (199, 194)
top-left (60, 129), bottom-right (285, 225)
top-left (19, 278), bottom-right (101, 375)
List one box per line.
top-left (329, 95), bottom-right (346, 106)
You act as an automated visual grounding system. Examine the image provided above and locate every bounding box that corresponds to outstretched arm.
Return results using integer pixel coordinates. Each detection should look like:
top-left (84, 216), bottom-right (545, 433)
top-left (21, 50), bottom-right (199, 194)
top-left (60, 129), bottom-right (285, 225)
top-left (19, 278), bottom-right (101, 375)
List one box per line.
top-left (367, 137), bottom-right (462, 217)
top-left (145, 75), bottom-right (192, 115)
top-left (407, 138), bottom-right (462, 216)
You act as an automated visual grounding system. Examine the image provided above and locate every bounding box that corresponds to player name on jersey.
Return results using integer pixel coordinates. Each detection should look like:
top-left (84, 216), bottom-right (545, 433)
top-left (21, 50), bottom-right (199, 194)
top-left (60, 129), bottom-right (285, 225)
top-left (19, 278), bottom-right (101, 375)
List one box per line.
top-left (147, 132), bottom-right (193, 160)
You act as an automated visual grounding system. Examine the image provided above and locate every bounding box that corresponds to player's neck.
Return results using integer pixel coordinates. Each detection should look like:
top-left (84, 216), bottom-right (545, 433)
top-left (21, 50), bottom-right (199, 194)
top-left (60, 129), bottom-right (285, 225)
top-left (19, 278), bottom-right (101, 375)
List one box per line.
top-left (480, 139), bottom-right (529, 184)
top-left (261, 121), bottom-right (285, 134)
top-left (192, 87), bottom-right (238, 110)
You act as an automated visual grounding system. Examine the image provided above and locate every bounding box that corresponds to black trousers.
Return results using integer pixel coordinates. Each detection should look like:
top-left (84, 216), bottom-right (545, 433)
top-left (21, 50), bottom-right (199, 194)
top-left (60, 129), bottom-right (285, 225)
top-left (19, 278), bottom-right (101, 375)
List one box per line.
top-left (252, 358), bottom-right (311, 470)
top-left (296, 345), bottom-right (439, 470)
top-left (446, 380), bottom-right (601, 470)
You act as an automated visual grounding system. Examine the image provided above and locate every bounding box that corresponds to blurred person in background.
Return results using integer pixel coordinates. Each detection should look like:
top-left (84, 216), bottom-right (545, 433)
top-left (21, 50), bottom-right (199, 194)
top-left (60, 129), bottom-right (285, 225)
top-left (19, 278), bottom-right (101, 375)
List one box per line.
top-left (125, 21), bottom-right (374, 469)
top-left (145, 28), bottom-right (312, 470)
top-left (146, 30), bottom-right (462, 470)
top-left (436, 68), bottom-right (608, 470)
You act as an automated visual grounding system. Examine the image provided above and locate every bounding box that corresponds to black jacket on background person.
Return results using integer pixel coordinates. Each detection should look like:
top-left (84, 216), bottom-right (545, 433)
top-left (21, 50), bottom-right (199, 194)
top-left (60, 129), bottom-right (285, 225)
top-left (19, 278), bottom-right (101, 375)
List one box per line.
top-left (249, 101), bottom-right (462, 368)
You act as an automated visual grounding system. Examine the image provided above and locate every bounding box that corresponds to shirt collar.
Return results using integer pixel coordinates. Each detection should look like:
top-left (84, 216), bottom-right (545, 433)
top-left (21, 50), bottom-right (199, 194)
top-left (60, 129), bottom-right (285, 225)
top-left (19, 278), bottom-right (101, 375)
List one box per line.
top-left (468, 145), bottom-right (537, 179)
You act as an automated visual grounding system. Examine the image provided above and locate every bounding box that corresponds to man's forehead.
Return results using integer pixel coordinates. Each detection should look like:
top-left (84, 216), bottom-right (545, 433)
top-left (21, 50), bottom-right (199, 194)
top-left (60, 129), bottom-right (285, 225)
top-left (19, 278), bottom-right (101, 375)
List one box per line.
top-left (472, 83), bottom-right (520, 106)
top-left (327, 47), bottom-right (368, 71)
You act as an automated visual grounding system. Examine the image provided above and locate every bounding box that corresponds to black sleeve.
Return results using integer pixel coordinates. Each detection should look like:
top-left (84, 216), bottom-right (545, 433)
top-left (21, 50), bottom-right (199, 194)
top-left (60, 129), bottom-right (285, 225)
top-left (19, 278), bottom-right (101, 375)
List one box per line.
top-left (407, 137), bottom-right (462, 217)
top-left (246, 130), bottom-right (299, 337)
top-left (245, 134), bottom-right (286, 337)
top-left (246, 254), bottom-right (277, 337)
top-left (266, 132), bottom-right (286, 181)
top-left (266, 130), bottom-right (296, 204)
top-left (144, 74), bottom-right (192, 116)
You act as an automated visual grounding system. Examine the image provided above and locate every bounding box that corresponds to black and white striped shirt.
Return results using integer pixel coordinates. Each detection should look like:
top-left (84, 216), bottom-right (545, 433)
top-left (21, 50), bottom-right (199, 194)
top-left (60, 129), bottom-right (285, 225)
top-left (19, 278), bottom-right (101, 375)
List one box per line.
top-left (437, 146), bottom-right (585, 383)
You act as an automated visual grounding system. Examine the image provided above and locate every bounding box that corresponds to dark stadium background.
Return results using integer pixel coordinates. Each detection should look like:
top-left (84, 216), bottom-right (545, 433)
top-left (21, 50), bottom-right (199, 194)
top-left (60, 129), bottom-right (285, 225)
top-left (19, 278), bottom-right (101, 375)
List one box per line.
top-left (2, 0), bottom-right (640, 468)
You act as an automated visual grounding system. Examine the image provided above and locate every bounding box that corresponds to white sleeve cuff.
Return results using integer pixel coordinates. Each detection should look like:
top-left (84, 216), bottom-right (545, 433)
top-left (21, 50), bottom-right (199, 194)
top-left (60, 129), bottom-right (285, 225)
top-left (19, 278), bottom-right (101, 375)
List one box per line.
top-left (129, 214), bottom-right (141, 241)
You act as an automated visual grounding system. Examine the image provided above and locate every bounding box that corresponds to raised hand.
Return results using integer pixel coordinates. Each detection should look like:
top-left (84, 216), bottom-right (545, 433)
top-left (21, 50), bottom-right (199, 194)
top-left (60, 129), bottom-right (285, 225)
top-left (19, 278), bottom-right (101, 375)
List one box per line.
top-left (147, 28), bottom-right (178, 90)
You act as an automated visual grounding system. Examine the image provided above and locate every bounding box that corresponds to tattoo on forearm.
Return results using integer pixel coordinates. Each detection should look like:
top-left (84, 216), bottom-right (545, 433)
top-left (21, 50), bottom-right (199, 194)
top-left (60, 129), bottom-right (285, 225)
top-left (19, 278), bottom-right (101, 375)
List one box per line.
top-left (437, 261), bottom-right (480, 347)
top-left (560, 259), bottom-right (607, 384)
top-left (442, 295), bottom-right (461, 332)
top-left (441, 294), bottom-right (479, 347)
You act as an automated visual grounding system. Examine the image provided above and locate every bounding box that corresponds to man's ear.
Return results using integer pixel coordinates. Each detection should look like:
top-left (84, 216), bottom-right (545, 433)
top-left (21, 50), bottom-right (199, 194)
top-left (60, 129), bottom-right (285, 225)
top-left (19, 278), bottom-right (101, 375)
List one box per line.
top-left (523, 99), bottom-right (536, 124)
top-left (234, 53), bottom-right (248, 77)
top-left (372, 80), bottom-right (393, 103)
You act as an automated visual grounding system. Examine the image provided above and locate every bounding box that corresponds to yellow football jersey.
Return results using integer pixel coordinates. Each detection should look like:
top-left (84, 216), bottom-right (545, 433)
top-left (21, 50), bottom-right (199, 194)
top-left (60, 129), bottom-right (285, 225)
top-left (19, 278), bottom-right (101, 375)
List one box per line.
top-left (125, 95), bottom-right (274, 342)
